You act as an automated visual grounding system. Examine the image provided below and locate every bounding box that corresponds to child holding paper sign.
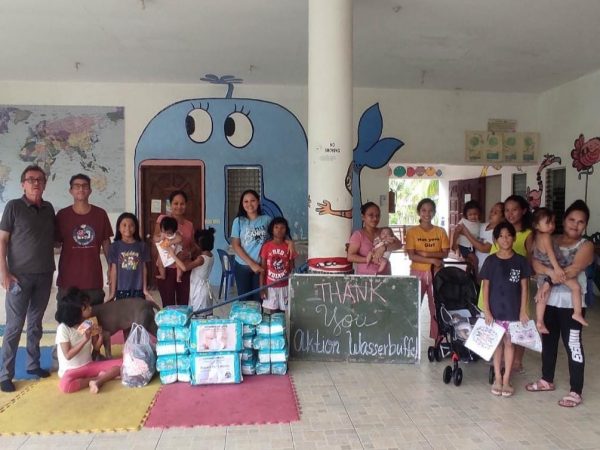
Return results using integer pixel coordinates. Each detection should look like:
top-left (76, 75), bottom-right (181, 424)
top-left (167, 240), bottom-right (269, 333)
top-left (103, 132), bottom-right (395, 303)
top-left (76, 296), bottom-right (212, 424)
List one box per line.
top-left (480, 222), bottom-right (530, 397)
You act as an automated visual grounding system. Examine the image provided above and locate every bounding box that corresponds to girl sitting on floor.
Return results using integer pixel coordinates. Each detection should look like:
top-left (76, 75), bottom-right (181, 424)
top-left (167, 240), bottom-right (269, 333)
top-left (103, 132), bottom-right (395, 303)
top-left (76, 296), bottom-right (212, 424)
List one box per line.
top-left (55, 288), bottom-right (121, 394)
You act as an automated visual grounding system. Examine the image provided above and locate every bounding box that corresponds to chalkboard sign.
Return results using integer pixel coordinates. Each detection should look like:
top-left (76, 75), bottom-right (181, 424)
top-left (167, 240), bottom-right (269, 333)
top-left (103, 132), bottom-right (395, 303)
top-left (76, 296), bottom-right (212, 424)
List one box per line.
top-left (289, 274), bottom-right (420, 363)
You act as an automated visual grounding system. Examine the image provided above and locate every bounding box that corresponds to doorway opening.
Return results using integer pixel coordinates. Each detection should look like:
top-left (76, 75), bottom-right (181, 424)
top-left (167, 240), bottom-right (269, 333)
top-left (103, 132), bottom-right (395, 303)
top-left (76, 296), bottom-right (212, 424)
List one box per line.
top-left (389, 178), bottom-right (440, 226)
top-left (139, 160), bottom-right (204, 287)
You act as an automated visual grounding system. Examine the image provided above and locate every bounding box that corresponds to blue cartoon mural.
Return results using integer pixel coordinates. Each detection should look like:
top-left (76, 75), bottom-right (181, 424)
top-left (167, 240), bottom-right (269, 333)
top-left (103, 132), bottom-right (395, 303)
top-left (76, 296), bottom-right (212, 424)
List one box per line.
top-left (135, 77), bottom-right (404, 283)
top-left (315, 103), bottom-right (404, 231)
top-left (134, 76), bottom-right (308, 285)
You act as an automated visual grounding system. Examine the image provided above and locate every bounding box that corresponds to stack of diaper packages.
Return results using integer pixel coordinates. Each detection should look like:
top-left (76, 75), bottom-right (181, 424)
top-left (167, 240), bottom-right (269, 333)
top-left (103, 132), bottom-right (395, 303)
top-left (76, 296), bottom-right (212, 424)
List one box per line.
top-left (188, 317), bottom-right (243, 385)
top-left (229, 301), bottom-right (263, 376)
top-left (154, 305), bottom-right (193, 384)
top-left (254, 312), bottom-right (288, 375)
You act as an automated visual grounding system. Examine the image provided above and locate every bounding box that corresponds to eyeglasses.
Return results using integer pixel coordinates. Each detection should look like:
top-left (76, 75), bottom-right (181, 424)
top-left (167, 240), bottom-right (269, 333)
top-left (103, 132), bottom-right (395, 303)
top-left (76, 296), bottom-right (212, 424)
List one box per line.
top-left (24, 177), bottom-right (46, 185)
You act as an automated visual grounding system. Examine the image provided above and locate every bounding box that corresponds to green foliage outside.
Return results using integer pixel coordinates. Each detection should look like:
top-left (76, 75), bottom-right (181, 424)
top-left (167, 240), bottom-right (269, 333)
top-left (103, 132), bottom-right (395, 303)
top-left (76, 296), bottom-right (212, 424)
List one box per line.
top-left (389, 179), bottom-right (440, 226)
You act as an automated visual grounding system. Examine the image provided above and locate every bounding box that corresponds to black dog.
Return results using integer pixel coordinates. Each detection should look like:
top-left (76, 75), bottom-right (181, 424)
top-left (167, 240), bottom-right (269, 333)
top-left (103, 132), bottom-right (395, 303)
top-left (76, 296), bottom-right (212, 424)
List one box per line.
top-left (91, 298), bottom-right (159, 359)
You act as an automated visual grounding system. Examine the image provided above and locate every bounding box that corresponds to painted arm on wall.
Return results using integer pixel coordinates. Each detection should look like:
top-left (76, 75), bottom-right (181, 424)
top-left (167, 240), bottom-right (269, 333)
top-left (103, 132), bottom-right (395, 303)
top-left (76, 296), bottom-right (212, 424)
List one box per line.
top-left (315, 200), bottom-right (352, 219)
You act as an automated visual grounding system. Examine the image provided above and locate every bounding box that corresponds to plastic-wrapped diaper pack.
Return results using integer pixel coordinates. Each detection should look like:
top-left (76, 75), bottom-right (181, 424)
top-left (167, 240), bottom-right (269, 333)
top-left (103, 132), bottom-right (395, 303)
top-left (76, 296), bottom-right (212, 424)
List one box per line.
top-left (271, 362), bottom-right (287, 375)
top-left (157, 354), bottom-right (190, 383)
top-left (253, 313), bottom-right (289, 375)
top-left (229, 301), bottom-right (262, 325)
top-left (177, 354), bottom-right (191, 382)
top-left (256, 313), bottom-right (286, 336)
top-left (253, 335), bottom-right (286, 350)
top-left (255, 361), bottom-right (271, 375)
top-left (258, 349), bottom-right (287, 363)
top-left (241, 357), bottom-right (256, 375)
top-left (155, 305), bottom-right (193, 327)
top-left (269, 313), bottom-right (286, 335)
top-left (156, 340), bottom-right (187, 356)
top-left (189, 318), bottom-right (243, 352)
top-left (243, 324), bottom-right (256, 336)
top-left (241, 348), bottom-right (255, 361)
top-left (242, 334), bottom-right (254, 349)
top-left (160, 369), bottom-right (178, 384)
top-left (190, 352), bottom-right (242, 385)
top-left (157, 355), bottom-right (178, 372)
top-left (254, 359), bottom-right (287, 375)
top-left (257, 315), bottom-right (271, 335)
top-left (270, 349), bottom-right (288, 363)
top-left (157, 326), bottom-right (190, 343)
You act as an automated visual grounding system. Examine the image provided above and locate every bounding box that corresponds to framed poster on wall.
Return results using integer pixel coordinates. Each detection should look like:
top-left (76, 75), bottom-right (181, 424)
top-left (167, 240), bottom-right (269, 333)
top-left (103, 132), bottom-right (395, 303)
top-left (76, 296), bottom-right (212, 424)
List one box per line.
top-left (465, 131), bottom-right (539, 165)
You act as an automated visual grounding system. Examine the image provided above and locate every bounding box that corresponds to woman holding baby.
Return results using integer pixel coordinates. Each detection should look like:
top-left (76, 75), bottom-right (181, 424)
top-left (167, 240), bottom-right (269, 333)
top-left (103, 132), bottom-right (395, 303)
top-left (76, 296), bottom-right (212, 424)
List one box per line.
top-left (153, 190), bottom-right (195, 307)
top-left (347, 202), bottom-right (402, 275)
top-left (526, 199), bottom-right (594, 408)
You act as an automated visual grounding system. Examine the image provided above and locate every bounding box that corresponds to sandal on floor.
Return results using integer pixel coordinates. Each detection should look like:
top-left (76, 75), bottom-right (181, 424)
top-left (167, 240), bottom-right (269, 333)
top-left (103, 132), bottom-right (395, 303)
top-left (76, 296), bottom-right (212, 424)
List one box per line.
top-left (491, 382), bottom-right (502, 396)
top-left (502, 385), bottom-right (514, 397)
top-left (525, 379), bottom-right (555, 392)
top-left (558, 392), bottom-right (582, 407)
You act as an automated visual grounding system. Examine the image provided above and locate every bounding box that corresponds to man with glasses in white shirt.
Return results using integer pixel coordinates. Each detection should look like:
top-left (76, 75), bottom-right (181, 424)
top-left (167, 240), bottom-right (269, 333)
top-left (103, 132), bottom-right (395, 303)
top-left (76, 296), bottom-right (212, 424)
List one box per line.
top-left (0, 165), bottom-right (56, 392)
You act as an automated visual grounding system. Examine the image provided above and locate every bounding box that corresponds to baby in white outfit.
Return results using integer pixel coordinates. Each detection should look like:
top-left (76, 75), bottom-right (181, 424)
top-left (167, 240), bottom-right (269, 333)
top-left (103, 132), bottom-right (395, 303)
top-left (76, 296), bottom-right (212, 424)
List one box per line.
top-left (368, 227), bottom-right (394, 273)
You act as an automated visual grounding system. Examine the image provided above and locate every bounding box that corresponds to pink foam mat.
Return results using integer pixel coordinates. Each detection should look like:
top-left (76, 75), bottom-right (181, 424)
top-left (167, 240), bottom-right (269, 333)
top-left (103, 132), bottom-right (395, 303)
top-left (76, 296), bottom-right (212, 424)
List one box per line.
top-left (144, 374), bottom-right (300, 428)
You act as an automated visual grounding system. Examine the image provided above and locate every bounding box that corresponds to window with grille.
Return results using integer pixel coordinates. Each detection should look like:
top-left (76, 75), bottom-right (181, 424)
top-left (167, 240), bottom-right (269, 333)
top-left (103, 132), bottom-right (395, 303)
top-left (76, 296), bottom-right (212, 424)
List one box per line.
top-left (512, 173), bottom-right (527, 198)
top-left (545, 167), bottom-right (566, 234)
top-left (225, 166), bottom-right (262, 239)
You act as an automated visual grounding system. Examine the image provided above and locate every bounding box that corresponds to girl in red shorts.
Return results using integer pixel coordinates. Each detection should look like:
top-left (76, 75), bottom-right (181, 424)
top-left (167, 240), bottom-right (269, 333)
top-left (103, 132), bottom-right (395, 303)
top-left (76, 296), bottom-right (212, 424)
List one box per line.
top-left (55, 288), bottom-right (121, 393)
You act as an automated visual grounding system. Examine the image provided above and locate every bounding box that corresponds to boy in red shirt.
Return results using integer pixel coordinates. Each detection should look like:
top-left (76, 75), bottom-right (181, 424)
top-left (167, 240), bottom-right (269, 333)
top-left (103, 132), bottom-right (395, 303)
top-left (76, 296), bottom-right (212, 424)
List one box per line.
top-left (259, 217), bottom-right (297, 313)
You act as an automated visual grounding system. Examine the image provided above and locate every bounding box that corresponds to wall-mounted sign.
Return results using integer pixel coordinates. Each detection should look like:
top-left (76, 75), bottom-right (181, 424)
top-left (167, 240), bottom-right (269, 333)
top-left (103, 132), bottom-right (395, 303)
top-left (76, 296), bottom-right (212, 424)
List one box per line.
top-left (488, 119), bottom-right (517, 133)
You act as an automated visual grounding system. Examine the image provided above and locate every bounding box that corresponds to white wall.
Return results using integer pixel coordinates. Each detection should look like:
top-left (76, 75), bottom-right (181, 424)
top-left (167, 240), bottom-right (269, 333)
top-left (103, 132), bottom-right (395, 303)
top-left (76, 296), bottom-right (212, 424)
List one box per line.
top-left (355, 87), bottom-right (540, 215)
top-left (1, 80), bottom-right (542, 224)
top-left (538, 69), bottom-right (600, 232)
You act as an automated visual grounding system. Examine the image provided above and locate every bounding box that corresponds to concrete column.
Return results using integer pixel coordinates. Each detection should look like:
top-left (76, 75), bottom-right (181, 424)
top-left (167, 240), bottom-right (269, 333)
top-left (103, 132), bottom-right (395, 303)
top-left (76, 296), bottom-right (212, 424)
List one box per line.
top-left (307, 0), bottom-right (353, 273)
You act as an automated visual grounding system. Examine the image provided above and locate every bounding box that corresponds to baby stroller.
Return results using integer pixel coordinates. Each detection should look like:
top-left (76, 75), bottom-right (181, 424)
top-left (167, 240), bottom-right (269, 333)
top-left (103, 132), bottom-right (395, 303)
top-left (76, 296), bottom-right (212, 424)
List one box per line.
top-left (427, 266), bottom-right (481, 386)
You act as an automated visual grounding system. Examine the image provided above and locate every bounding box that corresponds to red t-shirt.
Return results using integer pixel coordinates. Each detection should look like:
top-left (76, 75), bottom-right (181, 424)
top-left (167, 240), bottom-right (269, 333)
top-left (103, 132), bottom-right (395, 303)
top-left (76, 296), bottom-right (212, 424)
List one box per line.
top-left (56, 205), bottom-right (113, 289)
top-left (259, 240), bottom-right (298, 288)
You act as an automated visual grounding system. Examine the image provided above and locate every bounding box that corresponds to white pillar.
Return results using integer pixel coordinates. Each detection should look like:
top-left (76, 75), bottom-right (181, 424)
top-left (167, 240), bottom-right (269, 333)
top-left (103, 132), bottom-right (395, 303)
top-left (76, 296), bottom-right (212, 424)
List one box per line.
top-left (307, 0), bottom-right (353, 273)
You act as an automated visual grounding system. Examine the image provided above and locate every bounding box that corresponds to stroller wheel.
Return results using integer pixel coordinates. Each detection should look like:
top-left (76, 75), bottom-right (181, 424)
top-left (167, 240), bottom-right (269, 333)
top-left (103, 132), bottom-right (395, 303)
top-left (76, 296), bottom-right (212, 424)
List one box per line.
top-left (443, 365), bottom-right (452, 384)
top-left (454, 367), bottom-right (463, 386)
top-left (434, 347), bottom-right (442, 362)
top-left (488, 366), bottom-right (495, 385)
top-left (427, 346), bottom-right (435, 362)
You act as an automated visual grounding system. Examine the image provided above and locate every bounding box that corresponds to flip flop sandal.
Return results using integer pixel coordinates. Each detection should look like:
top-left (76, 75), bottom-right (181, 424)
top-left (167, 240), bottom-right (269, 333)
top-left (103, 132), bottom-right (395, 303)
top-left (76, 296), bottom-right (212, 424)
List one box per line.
top-left (558, 392), bottom-right (582, 407)
top-left (502, 385), bottom-right (514, 397)
top-left (491, 382), bottom-right (502, 396)
top-left (525, 379), bottom-right (555, 392)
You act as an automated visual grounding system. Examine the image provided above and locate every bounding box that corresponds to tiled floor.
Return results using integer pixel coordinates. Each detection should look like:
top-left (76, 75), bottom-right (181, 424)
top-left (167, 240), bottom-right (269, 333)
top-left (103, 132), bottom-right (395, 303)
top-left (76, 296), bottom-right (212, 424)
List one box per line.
top-left (1, 254), bottom-right (600, 449)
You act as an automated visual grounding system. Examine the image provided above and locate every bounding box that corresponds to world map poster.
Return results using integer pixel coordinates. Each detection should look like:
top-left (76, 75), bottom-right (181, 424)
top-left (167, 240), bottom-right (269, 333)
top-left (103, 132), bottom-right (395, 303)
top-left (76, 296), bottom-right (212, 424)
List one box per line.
top-left (0, 105), bottom-right (125, 212)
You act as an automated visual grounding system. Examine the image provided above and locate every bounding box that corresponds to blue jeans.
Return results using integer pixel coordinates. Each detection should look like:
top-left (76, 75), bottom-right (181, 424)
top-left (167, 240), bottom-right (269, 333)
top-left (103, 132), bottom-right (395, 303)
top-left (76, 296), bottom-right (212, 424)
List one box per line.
top-left (234, 261), bottom-right (260, 302)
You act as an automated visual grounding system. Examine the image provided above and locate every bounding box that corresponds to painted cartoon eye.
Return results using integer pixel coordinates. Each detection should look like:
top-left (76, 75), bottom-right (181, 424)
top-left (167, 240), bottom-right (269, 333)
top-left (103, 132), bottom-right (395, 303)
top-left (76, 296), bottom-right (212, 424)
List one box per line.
top-left (186, 108), bottom-right (213, 143)
top-left (224, 112), bottom-right (253, 148)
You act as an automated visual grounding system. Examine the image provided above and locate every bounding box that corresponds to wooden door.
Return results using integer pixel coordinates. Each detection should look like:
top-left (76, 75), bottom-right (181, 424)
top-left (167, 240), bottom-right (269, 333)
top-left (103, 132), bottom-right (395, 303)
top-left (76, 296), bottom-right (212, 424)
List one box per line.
top-left (448, 177), bottom-right (486, 233)
top-left (140, 164), bottom-right (204, 287)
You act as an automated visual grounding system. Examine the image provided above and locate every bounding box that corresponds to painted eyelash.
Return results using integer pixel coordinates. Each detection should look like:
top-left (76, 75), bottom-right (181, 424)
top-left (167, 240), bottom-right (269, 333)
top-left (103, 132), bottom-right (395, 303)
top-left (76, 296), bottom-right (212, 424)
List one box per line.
top-left (190, 102), bottom-right (210, 111)
top-left (232, 104), bottom-right (251, 116)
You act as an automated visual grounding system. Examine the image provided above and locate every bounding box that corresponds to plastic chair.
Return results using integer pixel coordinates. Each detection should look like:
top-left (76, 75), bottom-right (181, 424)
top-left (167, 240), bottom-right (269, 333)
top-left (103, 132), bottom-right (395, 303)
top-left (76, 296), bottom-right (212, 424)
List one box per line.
top-left (217, 249), bottom-right (236, 301)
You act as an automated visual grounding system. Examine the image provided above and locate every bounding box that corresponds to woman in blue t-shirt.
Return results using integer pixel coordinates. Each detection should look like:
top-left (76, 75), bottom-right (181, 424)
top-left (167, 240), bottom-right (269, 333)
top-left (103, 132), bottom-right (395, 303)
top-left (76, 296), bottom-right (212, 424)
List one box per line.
top-left (230, 190), bottom-right (271, 301)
